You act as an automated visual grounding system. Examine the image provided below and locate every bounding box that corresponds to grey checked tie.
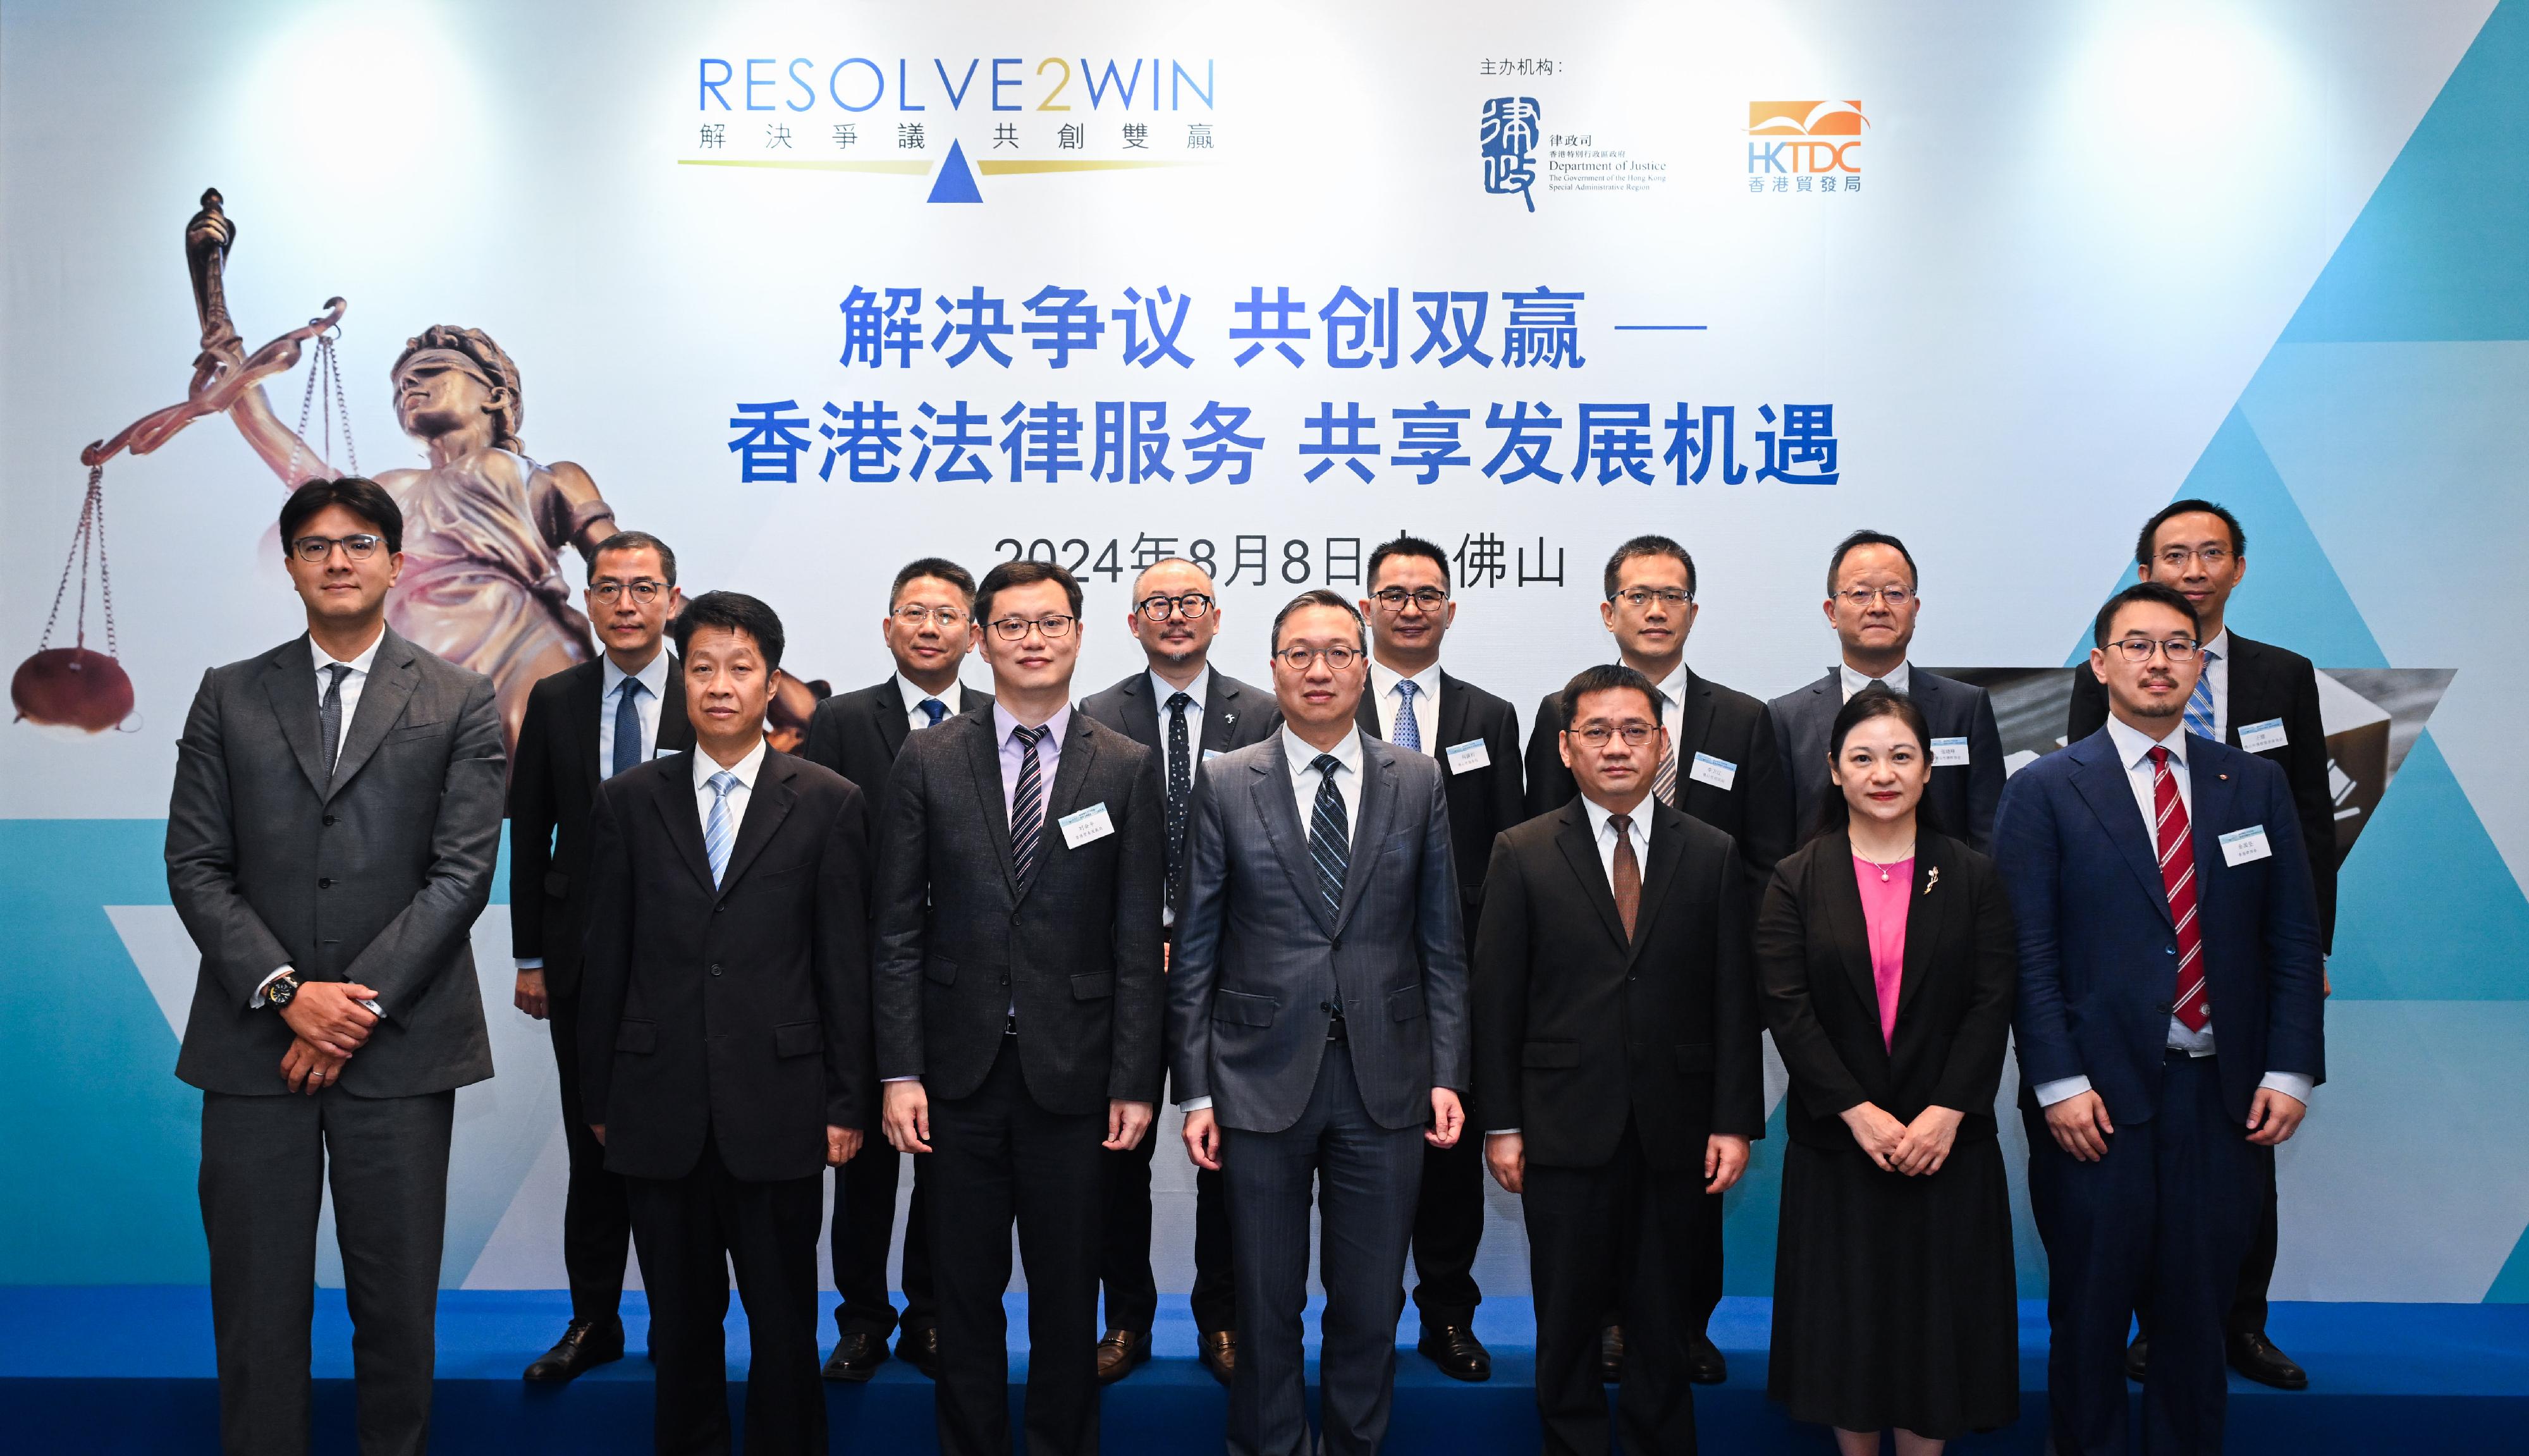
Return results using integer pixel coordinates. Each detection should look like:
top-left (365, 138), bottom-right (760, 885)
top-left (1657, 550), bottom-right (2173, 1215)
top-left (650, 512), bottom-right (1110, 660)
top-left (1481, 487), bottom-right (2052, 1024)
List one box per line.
top-left (704, 771), bottom-right (738, 887)
top-left (611, 678), bottom-right (646, 778)
top-left (1309, 754), bottom-right (1349, 917)
top-left (1010, 724), bottom-right (1050, 889)
top-left (319, 663), bottom-right (352, 778)
top-left (1392, 680), bottom-right (1423, 752)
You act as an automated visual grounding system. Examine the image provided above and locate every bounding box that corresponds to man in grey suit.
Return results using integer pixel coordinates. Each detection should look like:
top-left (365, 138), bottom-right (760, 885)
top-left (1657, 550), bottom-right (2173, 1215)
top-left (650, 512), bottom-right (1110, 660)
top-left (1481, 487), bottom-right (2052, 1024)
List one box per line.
top-left (1169, 588), bottom-right (1471, 1456)
top-left (167, 477), bottom-right (504, 1456)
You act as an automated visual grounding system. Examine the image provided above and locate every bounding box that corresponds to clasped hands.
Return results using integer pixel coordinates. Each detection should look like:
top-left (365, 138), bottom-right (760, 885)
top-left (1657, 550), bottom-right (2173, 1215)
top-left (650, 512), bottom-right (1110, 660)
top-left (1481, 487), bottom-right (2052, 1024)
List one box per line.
top-left (276, 980), bottom-right (377, 1094)
top-left (1842, 1101), bottom-right (1965, 1175)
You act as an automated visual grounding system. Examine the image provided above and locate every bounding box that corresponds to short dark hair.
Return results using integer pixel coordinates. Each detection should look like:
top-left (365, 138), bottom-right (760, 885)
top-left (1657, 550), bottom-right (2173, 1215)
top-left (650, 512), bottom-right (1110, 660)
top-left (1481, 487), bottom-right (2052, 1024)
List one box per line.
top-left (279, 477), bottom-right (403, 556)
top-left (2091, 581), bottom-right (2201, 648)
top-left (591, 530), bottom-right (677, 585)
top-left (1601, 534), bottom-right (1696, 600)
top-left (1826, 529), bottom-right (1917, 594)
top-left (1557, 663), bottom-right (1665, 729)
top-left (891, 556), bottom-right (977, 609)
top-left (1270, 588), bottom-right (1367, 653)
top-left (671, 590), bottom-right (785, 671)
top-left (974, 559), bottom-right (1082, 623)
top-left (2135, 498), bottom-right (2246, 566)
top-left (1366, 535), bottom-right (1451, 590)
top-left (1817, 686), bottom-right (1942, 838)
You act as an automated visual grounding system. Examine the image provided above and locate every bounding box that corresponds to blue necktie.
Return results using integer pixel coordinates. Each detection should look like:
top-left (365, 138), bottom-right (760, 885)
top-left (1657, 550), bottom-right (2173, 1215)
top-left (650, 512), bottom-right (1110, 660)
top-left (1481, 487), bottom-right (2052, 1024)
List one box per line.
top-left (1309, 754), bottom-right (1349, 916)
top-left (704, 771), bottom-right (738, 887)
top-left (919, 697), bottom-right (948, 727)
top-left (612, 678), bottom-right (646, 778)
top-left (2184, 647), bottom-right (2219, 742)
top-left (1392, 680), bottom-right (1423, 752)
top-left (1010, 724), bottom-right (1050, 888)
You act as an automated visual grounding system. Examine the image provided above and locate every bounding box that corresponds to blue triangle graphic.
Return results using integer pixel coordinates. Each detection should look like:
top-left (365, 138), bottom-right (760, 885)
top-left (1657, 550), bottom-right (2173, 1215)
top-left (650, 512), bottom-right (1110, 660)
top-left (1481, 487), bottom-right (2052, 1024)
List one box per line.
top-left (2329, 730), bottom-right (2529, 1000)
top-left (2062, 408), bottom-right (2389, 668)
top-left (1720, 1099), bottom-right (1789, 1295)
top-left (2487, 1218), bottom-right (2529, 1302)
top-left (927, 140), bottom-right (983, 204)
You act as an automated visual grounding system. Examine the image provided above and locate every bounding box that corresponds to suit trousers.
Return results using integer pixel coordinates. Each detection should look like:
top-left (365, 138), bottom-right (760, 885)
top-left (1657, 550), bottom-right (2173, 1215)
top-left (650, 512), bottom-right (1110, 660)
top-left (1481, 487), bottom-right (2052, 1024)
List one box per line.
top-left (2024, 1053), bottom-right (2257, 1456)
top-left (625, 1137), bottom-right (825, 1456)
top-left (2135, 1141), bottom-right (2281, 1342)
top-left (1224, 1048), bottom-right (1426, 1456)
top-left (1407, 1133), bottom-right (1485, 1329)
top-left (549, 991), bottom-right (635, 1326)
top-left (928, 1034), bottom-right (1105, 1456)
top-left (199, 1087), bottom-right (454, 1456)
top-left (1525, 1127), bottom-right (1706, 1456)
top-left (1101, 1104), bottom-right (1237, 1335)
top-left (830, 1146), bottom-right (936, 1338)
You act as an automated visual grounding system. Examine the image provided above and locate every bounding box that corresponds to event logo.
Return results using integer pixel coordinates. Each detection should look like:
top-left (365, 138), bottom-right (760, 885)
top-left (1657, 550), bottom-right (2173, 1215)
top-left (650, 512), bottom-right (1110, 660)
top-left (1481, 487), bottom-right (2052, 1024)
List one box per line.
top-left (1747, 100), bottom-right (1865, 193)
top-left (1481, 96), bottom-right (1542, 211)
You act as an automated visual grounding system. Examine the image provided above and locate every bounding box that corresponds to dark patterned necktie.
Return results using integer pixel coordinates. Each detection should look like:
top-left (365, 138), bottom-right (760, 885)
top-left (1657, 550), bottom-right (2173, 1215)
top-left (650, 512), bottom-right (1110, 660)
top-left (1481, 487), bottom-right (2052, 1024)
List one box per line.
top-left (319, 663), bottom-right (351, 778)
top-left (611, 678), bottom-right (645, 778)
top-left (1309, 754), bottom-right (1348, 916)
top-left (1165, 692), bottom-right (1194, 899)
top-left (1010, 723), bottom-right (1051, 888)
top-left (1609, 812), bottom-right (1641, 941)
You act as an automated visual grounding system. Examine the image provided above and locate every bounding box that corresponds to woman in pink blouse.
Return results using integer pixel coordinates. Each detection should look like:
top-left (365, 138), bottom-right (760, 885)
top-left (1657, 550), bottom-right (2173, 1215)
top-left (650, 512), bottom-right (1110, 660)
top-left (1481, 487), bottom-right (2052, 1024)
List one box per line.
top-left (1756, 688), bottom-right (2020, 1453)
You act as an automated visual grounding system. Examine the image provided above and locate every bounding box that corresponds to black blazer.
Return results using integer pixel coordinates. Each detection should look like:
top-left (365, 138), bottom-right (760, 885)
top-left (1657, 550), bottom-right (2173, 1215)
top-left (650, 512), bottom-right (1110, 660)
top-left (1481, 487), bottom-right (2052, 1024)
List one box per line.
top-left (1770, 668), bottom-right (2005, 852)
top-left (508, 655), bottom-right (694, 998)
top-left (2067, 632), bottom-right (2336, 950)
top-left (1471, 798), bottom-right (1764, 1172)
top-left (800, 676), bottom-right (995, 816)
top-left (873, 707), bottom-right (1168, 1113)
top-left (577, 748), bottom-right (871, 1183)
top-left (1526, 667), bottom-right (1794, 898)
top-left (1755, 830), bottom-right (2017, 1151)
top-left (1081, 666), bottom-right (1280, 926)
top-left (1353, 669), bottom-right (1525, 916)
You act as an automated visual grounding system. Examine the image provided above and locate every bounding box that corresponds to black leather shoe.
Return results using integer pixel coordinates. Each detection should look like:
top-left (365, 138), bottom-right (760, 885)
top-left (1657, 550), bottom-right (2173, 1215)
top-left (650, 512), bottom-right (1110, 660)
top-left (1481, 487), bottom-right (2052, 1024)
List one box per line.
top-left (1600, 1325), bottom-right (1625, 1385)
top-left (1096, 1328), bottom-right (1151, 1383)
top-left (898, 1326), bottom-right (941, 1380)
top-left (2228, 1331), bottom-right (2309, 1390)
top-left (823, 1330), bottom-right (890, 1382)
top-left (524, 1318), bottom-right (625, 1382)
top-left (1199, 1331), bottom-right (1236, 1386)
top-left (2126, 1334), bottom-right (2149, 1383)
top-left (1416, 1324), bottom-right (1492, 1382)
top-left (1686, 1331), bottom-right (1727, 1385)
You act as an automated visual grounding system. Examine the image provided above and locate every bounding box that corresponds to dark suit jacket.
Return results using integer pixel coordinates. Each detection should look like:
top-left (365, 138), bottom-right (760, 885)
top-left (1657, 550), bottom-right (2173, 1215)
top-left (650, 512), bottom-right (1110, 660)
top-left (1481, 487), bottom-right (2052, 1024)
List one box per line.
top-left (800, 676), bottom-right (995, 814)
top-left (1354, 669), bottom-right (1524, 919)
top-left (1770, 668), bottom-right (2005, 852)
top-left (2068, 633), bottom-right (2337, 951)
top-left (1081, 665), bottom-right (1279, 920)
top-left (507, 655), bottom-right (694, 998)
top-left (166, 628), bottom-right (503, 1097)
top-left (873, 707), bottom-right (1167, 1113)
top-left (1471, 798), bottom-right (1763, 1172)
top-left (1995, 728), bottom-right (2326, 1127)
top-left (1756, 829), bottom-right (2017, 1151)
top-left (1526, 667), bottom-right (1794, 898)
top-left (577, 748), bottom-right (871, 1182)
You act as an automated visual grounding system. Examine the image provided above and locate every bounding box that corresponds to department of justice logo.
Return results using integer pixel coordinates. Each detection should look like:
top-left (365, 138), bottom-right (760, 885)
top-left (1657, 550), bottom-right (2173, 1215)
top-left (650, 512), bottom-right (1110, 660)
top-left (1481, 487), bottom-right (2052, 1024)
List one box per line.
top-left (1481, 95), bottom-right (1542, 211)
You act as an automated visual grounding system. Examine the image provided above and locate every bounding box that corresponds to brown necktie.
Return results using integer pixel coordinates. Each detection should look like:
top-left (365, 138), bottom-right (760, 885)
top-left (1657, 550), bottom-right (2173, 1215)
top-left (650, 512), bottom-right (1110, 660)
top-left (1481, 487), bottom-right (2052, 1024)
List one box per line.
top-left (1609, 812), bottom-right (1641, 941)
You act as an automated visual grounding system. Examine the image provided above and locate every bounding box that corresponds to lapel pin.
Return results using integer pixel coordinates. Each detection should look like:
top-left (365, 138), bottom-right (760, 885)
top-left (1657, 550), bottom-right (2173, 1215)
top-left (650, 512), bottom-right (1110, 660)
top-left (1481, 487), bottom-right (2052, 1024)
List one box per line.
top-left (1923, 866), bottom-right (1940, 895)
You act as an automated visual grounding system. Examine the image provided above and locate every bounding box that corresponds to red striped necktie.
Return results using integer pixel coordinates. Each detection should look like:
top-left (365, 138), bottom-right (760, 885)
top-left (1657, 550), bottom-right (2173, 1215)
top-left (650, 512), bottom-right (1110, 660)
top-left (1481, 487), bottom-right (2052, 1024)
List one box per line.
top-left (2149, 745), bottom-right (2210, 1031)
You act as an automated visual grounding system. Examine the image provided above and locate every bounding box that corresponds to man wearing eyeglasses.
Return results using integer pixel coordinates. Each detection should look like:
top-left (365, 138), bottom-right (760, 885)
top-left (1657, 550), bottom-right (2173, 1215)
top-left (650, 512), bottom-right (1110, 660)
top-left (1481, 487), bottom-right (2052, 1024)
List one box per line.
top-left (1350, 534), bottom-right (1523, 1383)
top-left (1079, 556), bottom-right (1277, 1385)
top-left (1999, 581), bottom-right (2323, 1456)
top-left (799, 557), bottom-right (994, 1382)
top-left (506, 530), bottom-right (692, 1381)
top-left (1769, 529), bottom-right (2004, 852)
top-left (2066, 500), bottom-right (2335, 1393)
top-left (1522, 533), bottom-right (1792, 1386)
top-left (873, 560), bottom-right (1165, 1456)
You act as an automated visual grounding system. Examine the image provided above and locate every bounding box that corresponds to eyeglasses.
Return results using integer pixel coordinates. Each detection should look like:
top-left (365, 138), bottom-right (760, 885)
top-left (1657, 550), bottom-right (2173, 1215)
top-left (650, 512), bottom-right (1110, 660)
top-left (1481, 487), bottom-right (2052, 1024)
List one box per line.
top-left (1569, 722), bottom-right (1659, 747)
top-left (2156, 546), bottom-right (2232, 570)
top-left (589, 580), bottom-right (667, 604)
top-left (1136, 592), bottom-right (1215, 621)
top-left (1612, 587), bottom-right (1693, 609)
top-left (2109, 635), bottom-right (2202, 664)
top-left (1369, 587), bottom-right (1449, 612)
top-left (988, 614), bottom-right (1077, 641)
top-left (290, 533), bottom-right (384, 563)
top-left (891, 604), bottom-right (968, 628)
top-left (1835, 586), bottom-right (1913, 608)
top-left (1273, 644), bottom-right (1361, 671)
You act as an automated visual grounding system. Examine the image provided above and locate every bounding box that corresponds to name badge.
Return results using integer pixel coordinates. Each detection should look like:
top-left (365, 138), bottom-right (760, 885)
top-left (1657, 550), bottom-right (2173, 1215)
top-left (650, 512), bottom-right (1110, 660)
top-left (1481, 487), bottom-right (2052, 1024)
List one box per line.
top-left (1444, 738), bottom-right (1491, 774)
top-left (1203, 748), bottom-right (1225, 761)
top-left (2219, 824), bottom-right (2273, 867)
top-left (1931, 737), bottom-right (1970, 768)
top-left (1059, 802), bottom-right (1117, 848)
top-left (1687, 752), bottom-right (1737, 790)
top-left (654, 746), bottom-right (680, 759)
top-left (2239, 718), bottom-right (2289, 753)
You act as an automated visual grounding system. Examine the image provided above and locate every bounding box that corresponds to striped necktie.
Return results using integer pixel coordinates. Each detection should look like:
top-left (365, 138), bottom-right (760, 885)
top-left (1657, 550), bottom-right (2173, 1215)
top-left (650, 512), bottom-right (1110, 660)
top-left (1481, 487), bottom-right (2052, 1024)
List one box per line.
top-left (2184, 648), bottom-right (2219, 742)
top-left (1309, 754), bottom-right (1349, 916)
top-left (1010, 724), bottom-right (1051, 888)
top-left (703, 771), bottom-right (739, 887)
top-left (2149, 747), bottom-right (2210, 1031)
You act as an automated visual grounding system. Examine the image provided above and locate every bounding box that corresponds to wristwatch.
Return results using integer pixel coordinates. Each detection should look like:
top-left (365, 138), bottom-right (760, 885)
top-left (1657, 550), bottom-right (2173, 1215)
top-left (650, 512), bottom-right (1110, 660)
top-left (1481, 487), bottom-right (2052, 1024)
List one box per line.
top-left (266, 972), bottom-right (302, 1008)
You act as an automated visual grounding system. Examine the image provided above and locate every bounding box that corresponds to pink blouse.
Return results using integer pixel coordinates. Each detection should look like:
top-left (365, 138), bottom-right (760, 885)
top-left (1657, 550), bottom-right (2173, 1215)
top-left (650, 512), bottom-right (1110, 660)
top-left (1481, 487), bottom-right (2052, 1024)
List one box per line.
top-left (1853, 855), bottom-right (1915, 1050)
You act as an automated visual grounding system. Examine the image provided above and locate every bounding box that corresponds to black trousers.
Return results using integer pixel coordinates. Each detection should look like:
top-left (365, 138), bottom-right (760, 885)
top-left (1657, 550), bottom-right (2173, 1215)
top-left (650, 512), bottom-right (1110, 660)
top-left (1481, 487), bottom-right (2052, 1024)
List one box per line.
top-left (199, 1087), bottom-right (453, 1456)
top-left (1525, 1130), bottom-right (1706, 1456)
top-left (928, 1036), bottom-right (1105, 1456)
top-left (1407, 1132), bottom-right (1485, 1329)
top-left (625, 1139), bottom-right (825, 1456)
top-left (1100, 1106), bottom-right (1237, 1335)
top-left (830, 1144), bottom-right (936, 1338)
top-left (549, 991), bottom-right (635, 1325)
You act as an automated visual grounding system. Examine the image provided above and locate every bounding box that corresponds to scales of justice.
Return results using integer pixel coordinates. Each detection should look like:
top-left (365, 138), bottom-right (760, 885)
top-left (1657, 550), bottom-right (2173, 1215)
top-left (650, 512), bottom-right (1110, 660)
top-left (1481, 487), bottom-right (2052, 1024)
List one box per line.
top-left (13, 188), bottom-right (617, 753)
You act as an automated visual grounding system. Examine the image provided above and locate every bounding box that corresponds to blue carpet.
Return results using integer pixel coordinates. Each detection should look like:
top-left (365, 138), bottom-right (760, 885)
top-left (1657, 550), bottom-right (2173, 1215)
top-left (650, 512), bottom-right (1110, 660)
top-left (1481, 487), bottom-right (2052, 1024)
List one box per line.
top-left (1, 1288), bottom-right (2521, 1452)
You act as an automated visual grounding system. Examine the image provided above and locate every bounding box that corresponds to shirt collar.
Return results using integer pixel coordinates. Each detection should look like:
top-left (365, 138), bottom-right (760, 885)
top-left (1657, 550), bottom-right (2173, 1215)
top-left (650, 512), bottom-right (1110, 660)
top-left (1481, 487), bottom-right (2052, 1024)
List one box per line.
top-left (2103, 711), bottom-right (2189, 772)
top-left (897, 672), bottom-right (958, 715)
top-left (1369, 659), bottom-right (1439, 700)
top-left (1577, 790), bottom-right (1653, 843)
top-left (310, 627), bottom-right (384, 678)
top-left (2201, 628), bottom-right (2229, 663)
top-left (604, 647), bottom-right (673, 702)
top-left (1150, 666), bottom-right (1209, 712)
top-left (994, 701), bottom-right (1072, 748)
top-left (1646, 662), bottom-right (1689, 710)
top-left (1282, 723), bottom-right (1362, 779)
top-left (1839, 659), bottom-right (1911, 698)
top-left (692, 734), bottom-right (768, 791)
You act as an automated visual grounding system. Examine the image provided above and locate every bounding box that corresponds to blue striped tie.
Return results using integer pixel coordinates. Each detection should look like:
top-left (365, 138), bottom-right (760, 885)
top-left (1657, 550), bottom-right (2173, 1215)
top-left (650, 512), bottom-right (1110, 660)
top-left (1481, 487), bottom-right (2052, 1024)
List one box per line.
top-left (2184, 647), bottom-right (2219, 742)
top-left (1309, 754), bottom-right (1349, 916)
top-left (703, 771), bottom-right (738, 887)
top-left (1010, 724), bottom-right (1050, 888)
top-left (1392, 680), bottom-right (1423, 752)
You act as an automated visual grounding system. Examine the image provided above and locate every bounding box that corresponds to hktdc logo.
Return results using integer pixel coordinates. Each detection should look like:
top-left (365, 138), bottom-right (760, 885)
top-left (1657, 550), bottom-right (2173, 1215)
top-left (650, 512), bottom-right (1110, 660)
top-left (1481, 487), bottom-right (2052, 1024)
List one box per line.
top-left (1746, 101), bottom-right (1865, 193)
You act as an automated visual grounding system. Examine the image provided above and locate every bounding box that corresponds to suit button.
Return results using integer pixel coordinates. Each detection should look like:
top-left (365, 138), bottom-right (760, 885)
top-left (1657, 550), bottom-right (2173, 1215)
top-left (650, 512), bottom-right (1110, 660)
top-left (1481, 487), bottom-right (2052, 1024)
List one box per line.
top-left (999, 974), bottom-right (1010, 986)
top-left (2157, 1001), bottom-right (2174, 1014)
top-left (710, 962), bottom-right (723, 977)
top-left (2166, 946), bottom-right (2177, 955)
top-left (321, 816), bottom-right (338, 827)
top-left (317, 878), bottom-right (334, 889)
top-left (714, 903), bottom-right (726, 914)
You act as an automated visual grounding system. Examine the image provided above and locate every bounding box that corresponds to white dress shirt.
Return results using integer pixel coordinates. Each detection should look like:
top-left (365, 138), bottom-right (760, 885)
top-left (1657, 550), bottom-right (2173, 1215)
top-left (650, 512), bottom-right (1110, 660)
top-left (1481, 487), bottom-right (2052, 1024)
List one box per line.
top-left (1151, 666), bottom-right (1211, 745)
top-left (1838, 659), bottom-right (1913, 700)
top-left (694, 733), bottom-right (769, 845)
top-left (2030, 714), bottom-right (2314, 1109)
top-left (1489, 792), bottom-right (1655, 1135)
top-left (254, 628), bottom-right (389, 1011)
top-left (1368, 659), bottom-right (1442, 753)
top-left (599, 649), bottom-right (674, 774)
top-left (898, 672), bottom-right (962, 731)
top-left (1646, 662), bottom-right (1689, 780)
